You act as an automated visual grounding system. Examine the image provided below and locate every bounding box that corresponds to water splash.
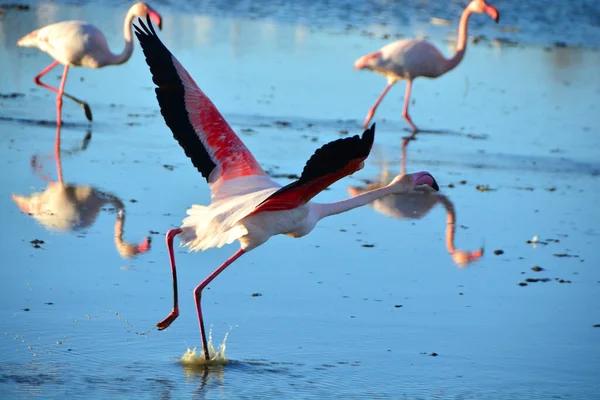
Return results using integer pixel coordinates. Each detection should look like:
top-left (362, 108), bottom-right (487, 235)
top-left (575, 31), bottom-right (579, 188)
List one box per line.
top-left (179, 328), bottom-right (231, 367)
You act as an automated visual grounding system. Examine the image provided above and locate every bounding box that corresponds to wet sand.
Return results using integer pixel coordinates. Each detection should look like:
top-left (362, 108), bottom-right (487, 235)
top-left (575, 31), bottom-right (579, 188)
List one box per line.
top-left (1, 2), bottom-right (599, 399)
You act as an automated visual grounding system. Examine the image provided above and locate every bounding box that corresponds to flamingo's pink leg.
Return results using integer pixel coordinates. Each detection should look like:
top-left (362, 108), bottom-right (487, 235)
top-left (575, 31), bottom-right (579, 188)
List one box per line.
top-left (363, 81), bottom-right (395, 129)
top-left (54, 125), bottom-right (64, 184)
top-left (194, 248), bottom-right (246, 360)
top-left (402, 80), bottom-right (419, 133)
top-left (33, 61), bottom-right (93, 121)
top-left (55, 64), bottom-right (69, 127)
top-left (157, 228), bottom-right (183, 330)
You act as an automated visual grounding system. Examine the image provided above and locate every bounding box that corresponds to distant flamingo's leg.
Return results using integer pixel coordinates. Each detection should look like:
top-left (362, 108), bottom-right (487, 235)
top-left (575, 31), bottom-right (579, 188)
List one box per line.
top-left (55, 64), bottom-right (69, 127)
top-left (194, 248), bottom-right (246, 360)
top-left (54, 125), bottom-right (64, 184)
top-left (34, 61), bottom-right (93, 121)
top-left (363, 80), bottom-right (395, 129)
top-left (402, 80), bottom-right (419, 133)
top-left (157, 228), bottom-right (183, 330)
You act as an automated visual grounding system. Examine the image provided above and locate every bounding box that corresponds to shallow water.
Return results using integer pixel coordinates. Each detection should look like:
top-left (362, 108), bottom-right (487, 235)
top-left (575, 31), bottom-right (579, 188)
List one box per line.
top-left (1, 2), bottom-right (600, 399)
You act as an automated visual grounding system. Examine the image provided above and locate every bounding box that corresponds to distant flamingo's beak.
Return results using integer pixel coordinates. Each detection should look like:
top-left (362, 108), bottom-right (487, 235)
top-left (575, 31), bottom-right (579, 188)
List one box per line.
top-left (485, 5), bottom-right (499, 23)
top-left (347, 186), bottom-right (362, 197)
top-left (452, 248), bottom-right (484, 267)
top-left (412, 171), bottom-right (439, 191)
top-left (11, 194), bottom-right (31, 214)
top-left (137, 237), bottom-right (152, 254)
top-left (148, 10), bottom-right (163, 30)
top-left (354, 52), bottom-right (381, 69)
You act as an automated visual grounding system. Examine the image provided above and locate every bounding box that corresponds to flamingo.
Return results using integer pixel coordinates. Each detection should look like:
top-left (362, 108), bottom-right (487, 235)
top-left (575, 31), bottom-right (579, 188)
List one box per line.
top-left (348, 167), bottom-right (483, 267)
top-left (134, 17), bottom-right (440, 360)
top-left (354, 0), bottom-right (499, 133)
top-left (12, 126), bottom-right (151, 259)
top-left (16, 2), bottom-right (163, 127)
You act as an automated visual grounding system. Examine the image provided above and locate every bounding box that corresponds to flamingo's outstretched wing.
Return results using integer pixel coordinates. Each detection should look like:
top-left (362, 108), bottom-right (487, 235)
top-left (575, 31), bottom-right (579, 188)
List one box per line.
top-left (253, 124), bottom-right (376, 213)
top-left (134, 17), bottom-right (266, 189)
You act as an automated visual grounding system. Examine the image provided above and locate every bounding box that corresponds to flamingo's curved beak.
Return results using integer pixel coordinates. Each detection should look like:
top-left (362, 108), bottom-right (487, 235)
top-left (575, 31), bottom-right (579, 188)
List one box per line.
top-left (485, 5), bottom-right (499, 23)
top-left (148, 10), bottom-right (163, 30)
top-left (412, 171), bottom-right (440, 191)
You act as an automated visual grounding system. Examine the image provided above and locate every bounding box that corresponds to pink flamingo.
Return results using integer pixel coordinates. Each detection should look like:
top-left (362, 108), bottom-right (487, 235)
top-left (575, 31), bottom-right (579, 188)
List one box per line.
top-left (135, 18), bottom-right (440, 360)
top-left (354, 0), bottom-right (499, 133)
top-left (17, 2), bottom-right (162, 126)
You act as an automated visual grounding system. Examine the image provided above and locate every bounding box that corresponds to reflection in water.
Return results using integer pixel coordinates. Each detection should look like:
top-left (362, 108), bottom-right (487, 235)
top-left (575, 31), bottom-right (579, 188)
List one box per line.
top-left (11, 126), bottom-right (151, 259)
top-left (349, 140), bottom-right (483, 267)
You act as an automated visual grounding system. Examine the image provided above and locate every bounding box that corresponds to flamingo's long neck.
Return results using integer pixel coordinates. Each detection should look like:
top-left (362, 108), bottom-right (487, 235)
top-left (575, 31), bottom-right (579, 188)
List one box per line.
top-left (443, 7), bottom-right (474, 74)
top-left (107, 9), bottom-right (136, 66)
top-left (316, 183), bottom-right (405, 220)
top-left (438, 195), bottom-right (458, 253)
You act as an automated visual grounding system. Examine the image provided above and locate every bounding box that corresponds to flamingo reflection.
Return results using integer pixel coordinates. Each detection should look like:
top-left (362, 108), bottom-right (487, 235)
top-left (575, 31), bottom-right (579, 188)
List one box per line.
top-left (348, 141), bottom-right (483, 267)
top-left (11, 126), bottom-right (151, 259)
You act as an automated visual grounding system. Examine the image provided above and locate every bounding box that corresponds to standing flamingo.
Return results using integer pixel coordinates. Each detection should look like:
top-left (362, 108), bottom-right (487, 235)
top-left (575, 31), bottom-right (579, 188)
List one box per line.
top-left (354, 0), bottom-right (499, 132)
top-left (135, 17), bottom-right (440, 360)
top-left (17, 2), bottom-right (162, 126)
top-left (12, 126), bottom-right (151, 259)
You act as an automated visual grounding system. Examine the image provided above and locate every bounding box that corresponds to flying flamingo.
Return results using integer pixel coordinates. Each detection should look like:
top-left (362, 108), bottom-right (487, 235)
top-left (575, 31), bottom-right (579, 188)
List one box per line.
top-left (134, 17), bottom-right (440, 360)
top-left (354, 0), bottom-right (499, 133)
top-left (17, 2), bottom-right (163, 126)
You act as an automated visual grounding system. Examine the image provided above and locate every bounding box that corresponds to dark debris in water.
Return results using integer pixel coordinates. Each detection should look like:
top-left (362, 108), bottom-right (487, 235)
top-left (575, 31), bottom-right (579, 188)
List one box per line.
top-left (0, 4), bottom-right (30, 11)
top-left (162, 164), bottom-right (175, 171)
top-left (149, 230), bottom-right (160, 235)
top-left (0, 92), bottom-right (25, 99)
top-left (251, 292), bottom-right (262, 297)
top-left (30, 239), bottom-right (44, 249)
top-left (476, 185), bottom-right (496, 192)
top-left (240, 128), bottom-right (255, 133)
top-left (553, 253), bottom-right (579, 258)
top-left (274, 120), bottom-right (291, 127)
top-left (519, 277), bottom-right (571, 286)
top-left (268, 172), bottom-right (300, 180)
top-left (22, 308), bottom-right (30, 311)
top-left (525, 278), bottom-right (551, 283)
top-left (532, 266), bottom-right (544, 272)
top-left (361, 244), bottom-right (375, 248)
top-left (394, 304), bottom-right (403, 308)
top-left (493, 249), bottom-right (504, 255)
top-left (593, 324), bottom-right (600, 328)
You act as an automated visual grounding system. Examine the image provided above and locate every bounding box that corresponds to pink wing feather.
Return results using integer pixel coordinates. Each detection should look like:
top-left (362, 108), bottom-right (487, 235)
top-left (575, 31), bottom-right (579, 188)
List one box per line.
top-left (135, 18), bottom-right (266, 191)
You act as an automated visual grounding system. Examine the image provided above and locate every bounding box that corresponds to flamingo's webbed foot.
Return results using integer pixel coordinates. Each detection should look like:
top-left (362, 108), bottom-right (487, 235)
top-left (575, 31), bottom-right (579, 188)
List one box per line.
top-left (157, 308), bottom-right (179, 330)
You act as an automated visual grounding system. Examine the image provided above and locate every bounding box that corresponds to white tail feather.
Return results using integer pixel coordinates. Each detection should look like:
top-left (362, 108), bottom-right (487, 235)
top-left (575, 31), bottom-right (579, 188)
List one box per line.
top-left (179, 180), bottom-right (280, 252)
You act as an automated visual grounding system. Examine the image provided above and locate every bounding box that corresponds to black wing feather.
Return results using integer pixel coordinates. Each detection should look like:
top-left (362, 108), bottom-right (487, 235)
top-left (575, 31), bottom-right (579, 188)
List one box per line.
top-left (297, 123), bottom-right (375, 184)
top-left (134, 16), bottom-right (216, 181)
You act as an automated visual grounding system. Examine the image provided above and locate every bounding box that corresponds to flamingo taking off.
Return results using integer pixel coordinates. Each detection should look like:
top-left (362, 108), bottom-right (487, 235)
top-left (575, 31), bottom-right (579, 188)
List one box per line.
top-left (17, 2), bottom-right (162, 126)
top-left (354, 0), bottom-right (499, 133)
top-left (135, 17), bottom-right (440, 360)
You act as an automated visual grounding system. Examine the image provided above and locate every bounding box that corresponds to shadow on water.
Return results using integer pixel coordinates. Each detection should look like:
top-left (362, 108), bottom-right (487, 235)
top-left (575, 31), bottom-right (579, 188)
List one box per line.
top-left (349, 139), bottom-right (484, 267)
top-left (10, 126), bottom-right (152, 259)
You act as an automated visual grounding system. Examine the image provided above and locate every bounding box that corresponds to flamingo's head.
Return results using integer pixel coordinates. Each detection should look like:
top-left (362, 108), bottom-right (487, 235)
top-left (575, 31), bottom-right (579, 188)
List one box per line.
top-left (390, 171), bottom-right (440, 194)
top-left (132, 2), bottom-right (163, 30)
top-left (354, 51), bottom-right (382, 70)
top-left (468, 0), bottom-right (500, 23)
top-left (452, 248), bottom-right (485, 268)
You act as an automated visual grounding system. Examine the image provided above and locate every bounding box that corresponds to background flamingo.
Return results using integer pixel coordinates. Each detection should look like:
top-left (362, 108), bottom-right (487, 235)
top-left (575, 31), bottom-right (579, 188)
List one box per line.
top-left (17, 2), bottom-right (162, 127)
top-left (348, 169), bottom-right (483, 267)
top-left (135, 18), bottom-right (440, 361)
top-left (354, 0), bottom-right (499, 133)
top-left (12, 126), bottom-right (151, 259)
